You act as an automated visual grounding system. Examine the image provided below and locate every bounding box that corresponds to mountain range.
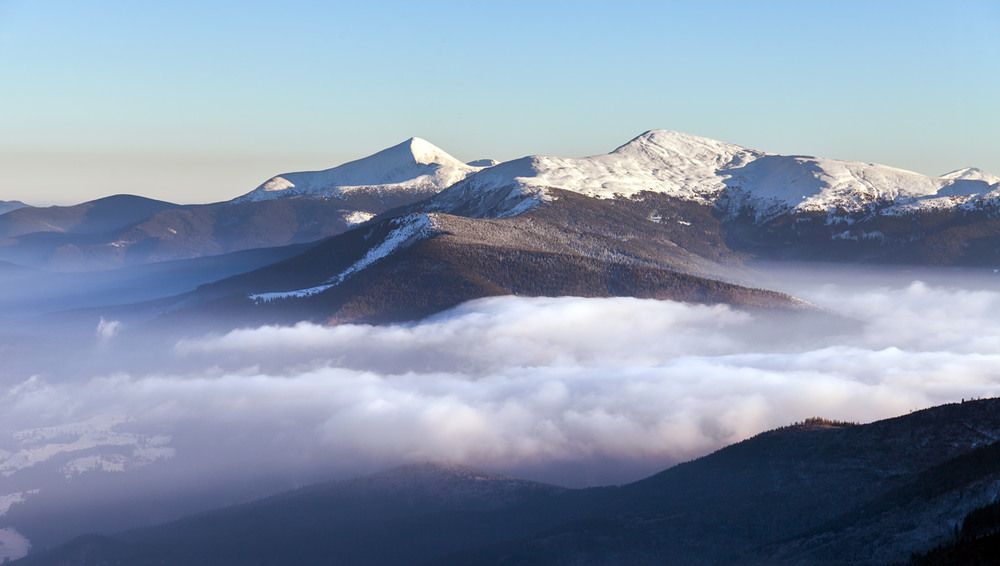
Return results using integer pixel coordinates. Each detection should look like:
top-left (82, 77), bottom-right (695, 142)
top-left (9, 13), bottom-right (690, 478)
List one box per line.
top-left (4, 129), bottom-right (995, 329)
top-left (3, 131), bottom-right (1000, 564)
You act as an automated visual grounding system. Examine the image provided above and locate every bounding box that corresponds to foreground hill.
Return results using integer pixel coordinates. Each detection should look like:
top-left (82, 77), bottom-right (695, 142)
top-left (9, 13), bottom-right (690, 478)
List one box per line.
top-left (14, 399), bottom-right (1000, 566)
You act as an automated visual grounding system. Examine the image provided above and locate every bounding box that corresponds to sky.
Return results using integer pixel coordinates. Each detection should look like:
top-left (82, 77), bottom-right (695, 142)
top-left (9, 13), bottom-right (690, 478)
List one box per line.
top-left (1, 0), bottom-right (998, 205)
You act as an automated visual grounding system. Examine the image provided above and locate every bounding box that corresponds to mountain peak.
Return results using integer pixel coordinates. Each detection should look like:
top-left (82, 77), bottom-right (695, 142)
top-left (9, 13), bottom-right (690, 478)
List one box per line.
top-left (404, 137), bottom-right (455, 165)
top-left (612, 129), bottom-right (761, 165)
top-left (941, 167), bottom-right (1000, 184)
top-left (355, 137), bottom-right (466, 170)
top-left (233, 138), bottom-right (477, 204)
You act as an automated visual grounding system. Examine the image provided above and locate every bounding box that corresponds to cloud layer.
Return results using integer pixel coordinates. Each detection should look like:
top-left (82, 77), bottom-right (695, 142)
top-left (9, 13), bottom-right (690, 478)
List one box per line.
top-left (4, 275), bottom-right (1000, 492)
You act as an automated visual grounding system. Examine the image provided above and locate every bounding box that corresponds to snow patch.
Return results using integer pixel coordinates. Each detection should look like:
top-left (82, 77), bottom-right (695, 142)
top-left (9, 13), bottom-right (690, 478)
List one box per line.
top-left (250, 284), bottom-right (335, 303)
top-left (344, 210), bottom-right (376, 225)
top-left (251, 215), bottom-right (438, 303)
top-left (0, 490), bottom-right (37, 517)
top-left (0, 415), bottom-right (174, 477)
top-left (0, 528), bottom-right (30, 562)
top-left (331, 214), bottom-right (435, 284)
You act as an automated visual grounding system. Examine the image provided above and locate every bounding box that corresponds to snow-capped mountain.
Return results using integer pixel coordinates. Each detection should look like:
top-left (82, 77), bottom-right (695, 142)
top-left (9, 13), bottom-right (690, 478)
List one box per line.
top-left (941, 166), bottom-right (1000, 184)
top-left (425, 130), bottom-right (764, 218)
top-left (233, 137), bottom-right (485, 209)
top-left (420, 130), bottom-right (1000, 222)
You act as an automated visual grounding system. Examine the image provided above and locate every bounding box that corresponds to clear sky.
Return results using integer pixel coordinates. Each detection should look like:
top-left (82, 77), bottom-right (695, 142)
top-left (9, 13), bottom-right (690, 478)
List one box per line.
top-left (1, 0), bottom-right (997, 205)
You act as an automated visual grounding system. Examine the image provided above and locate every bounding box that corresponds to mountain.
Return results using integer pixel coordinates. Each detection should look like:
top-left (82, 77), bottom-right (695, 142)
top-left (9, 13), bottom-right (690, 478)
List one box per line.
top-left (5, 130), bottom-right (997, 322)
top-left (0, 199), bottom-right (377, 271)
top-left (414, 130), bottom-right (999, 222)
top-left (153, 129), bottom-right (1000, 327)
top-left (400, 130), bottom-right (1000, 267)
top-left (0, 243), bottom-right (312, 321)
top-left (0, 200), bottom-right (28, 216)
top-left (7, 131), bottom-right (997, 274)
top-left (11, 463), bottom-right (568, 566)
top-left (14, 399), bottom-right (1000, 566)
top-left (232, 137), bottom-right (483, 209)
top-left (941, 166), bottom-right (1000, 185)
top-left (0, 140), bottom-right (486, 272)
top-left (0, 195), bottom-right (182, 239)
top-left (423, 129), bottom-right (762, 217)
top-left (156, 188), bottom-right (809, 330)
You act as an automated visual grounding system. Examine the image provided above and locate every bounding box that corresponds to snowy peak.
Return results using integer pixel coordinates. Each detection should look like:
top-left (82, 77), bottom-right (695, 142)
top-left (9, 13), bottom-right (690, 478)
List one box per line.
top-left (234, 131), bottom-right (999, 225)
top-left (428, 129), bottom-right (1000, 223)
top-left (941, 167), bottom-right (1000, 185)
top-left (233, 138), bottom-right (482, 204)
top-left (424, 129), bottom-right (766, 218)
top-left (612, 129), bottom-right (762, 170)
top-left (381, 137), bottom-right (466, 169)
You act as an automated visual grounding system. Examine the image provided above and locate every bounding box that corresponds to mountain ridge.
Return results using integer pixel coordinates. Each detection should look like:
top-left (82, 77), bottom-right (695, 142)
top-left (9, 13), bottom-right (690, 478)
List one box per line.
top-left (12, 399), bottom-right (1000, 566)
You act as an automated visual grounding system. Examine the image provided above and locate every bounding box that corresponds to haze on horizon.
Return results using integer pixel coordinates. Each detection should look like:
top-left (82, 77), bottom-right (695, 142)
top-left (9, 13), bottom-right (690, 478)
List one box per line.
top-left (1, 0), bottom-right (997, 205)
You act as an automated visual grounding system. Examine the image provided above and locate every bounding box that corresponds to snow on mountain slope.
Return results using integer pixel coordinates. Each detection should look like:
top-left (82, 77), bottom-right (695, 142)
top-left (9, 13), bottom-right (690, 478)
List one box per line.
top-left (233, 138), bottom-right (483, 205)
top-left (718, 155), bottom-right (1000, 221)
top-left (942, 167), bottom-right (1000, 185)
top-left (250, 213), bottom-right (440, 302)
top-left (428, 130), bottom-right (764, 217)
top-left (425, 130), bottom-right (1000, 222)
top-left (232, 131), bottom-right (998, 224)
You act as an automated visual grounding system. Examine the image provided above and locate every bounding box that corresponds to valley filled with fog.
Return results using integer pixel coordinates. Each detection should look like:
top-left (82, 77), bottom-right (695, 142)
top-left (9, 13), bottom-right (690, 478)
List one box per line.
top-left (1, 263), bottom-right (998, 556)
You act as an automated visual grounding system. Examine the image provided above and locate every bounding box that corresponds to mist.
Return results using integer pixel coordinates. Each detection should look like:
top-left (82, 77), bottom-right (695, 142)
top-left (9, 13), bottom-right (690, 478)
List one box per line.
top-left (2, 265), bottom-right (1000, 548)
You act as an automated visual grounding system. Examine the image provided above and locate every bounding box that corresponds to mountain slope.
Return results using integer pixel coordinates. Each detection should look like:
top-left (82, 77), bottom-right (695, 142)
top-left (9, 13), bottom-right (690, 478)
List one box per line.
top-left (0, 195), bottom-right (182, 239)
top-left (0, 199), bottom-right (372, 271)
top-left (0, 200), bottom-right (28, 215)
top-left (12, 463), bottom-right (570, 566)
top-left (0, 140), bottom-right (488, 271)
top-left (163, 190), bottom-right (805, 329)
top-left (14, 399), bottom-right (1000, 566)
top-left (441, 399), bottom-right (1000, 566)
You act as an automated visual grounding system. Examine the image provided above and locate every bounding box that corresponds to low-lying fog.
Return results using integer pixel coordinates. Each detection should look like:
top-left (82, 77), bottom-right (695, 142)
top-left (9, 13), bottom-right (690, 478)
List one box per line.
top-left (1, 263), bottom-right (999, 550)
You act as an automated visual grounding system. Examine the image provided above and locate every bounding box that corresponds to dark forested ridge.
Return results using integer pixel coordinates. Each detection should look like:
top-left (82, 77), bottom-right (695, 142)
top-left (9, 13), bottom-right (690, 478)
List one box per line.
top-left (13, 399), bottom-right (1000, 566)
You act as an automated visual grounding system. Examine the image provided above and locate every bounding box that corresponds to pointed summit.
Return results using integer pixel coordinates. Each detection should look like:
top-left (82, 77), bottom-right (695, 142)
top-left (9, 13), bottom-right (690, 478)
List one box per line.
top-left (369, 137), bottom-right (467, 170)
top-left (233, 138), bottom-right (484, 204)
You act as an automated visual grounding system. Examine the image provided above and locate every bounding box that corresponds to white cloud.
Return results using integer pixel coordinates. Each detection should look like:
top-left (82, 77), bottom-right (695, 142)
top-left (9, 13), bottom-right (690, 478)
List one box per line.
top-left (96, 317), bottom-right (121, 341)
top-left (4, 278), bottom-right (1000, 490)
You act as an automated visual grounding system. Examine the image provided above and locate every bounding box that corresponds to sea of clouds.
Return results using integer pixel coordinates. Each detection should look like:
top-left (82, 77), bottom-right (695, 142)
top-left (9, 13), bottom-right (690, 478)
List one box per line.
top-left (3, 269), bottom-right (1000, 492)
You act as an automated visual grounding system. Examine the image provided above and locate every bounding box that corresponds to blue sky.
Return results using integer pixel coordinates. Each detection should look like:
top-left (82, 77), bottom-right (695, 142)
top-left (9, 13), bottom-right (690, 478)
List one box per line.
top-left (1, 0), bottom-right (997, 204)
